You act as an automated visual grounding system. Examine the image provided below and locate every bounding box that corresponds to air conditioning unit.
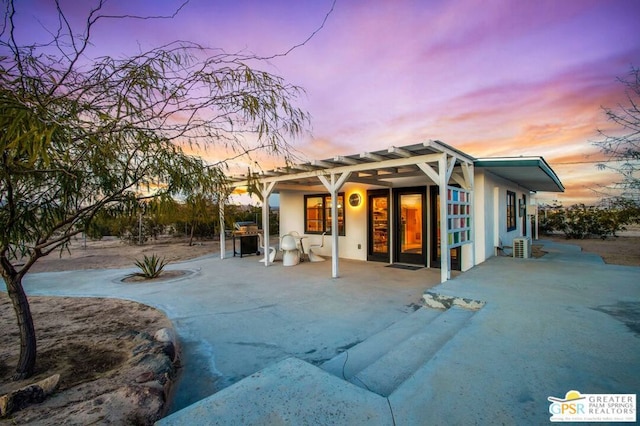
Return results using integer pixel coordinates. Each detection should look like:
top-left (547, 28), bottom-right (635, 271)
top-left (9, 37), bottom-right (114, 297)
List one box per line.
top-left (513, 237), bottom-right (532, 258)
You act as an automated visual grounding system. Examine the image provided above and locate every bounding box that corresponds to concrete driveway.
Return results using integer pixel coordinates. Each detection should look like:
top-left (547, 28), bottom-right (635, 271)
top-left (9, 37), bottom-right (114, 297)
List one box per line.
top-left (13, 240), bottom-right (640, 424)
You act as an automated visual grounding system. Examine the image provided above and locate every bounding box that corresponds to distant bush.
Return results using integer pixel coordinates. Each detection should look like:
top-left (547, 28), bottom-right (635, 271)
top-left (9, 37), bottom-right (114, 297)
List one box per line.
top-left (118, 216), bottom-right (165, 245)
top-left (539, 200), bottom-right (640, 239)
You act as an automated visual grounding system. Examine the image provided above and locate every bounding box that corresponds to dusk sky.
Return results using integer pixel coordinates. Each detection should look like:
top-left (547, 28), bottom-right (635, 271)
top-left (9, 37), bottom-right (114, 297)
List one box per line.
top-left (16, 0), bottom-right (640, 204)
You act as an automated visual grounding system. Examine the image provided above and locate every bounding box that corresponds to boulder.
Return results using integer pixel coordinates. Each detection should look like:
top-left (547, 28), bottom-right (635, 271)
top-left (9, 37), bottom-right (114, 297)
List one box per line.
top-left (154, 328), bottom-right (175, 344)
top-left (0, 374), bottom-right (60, 417)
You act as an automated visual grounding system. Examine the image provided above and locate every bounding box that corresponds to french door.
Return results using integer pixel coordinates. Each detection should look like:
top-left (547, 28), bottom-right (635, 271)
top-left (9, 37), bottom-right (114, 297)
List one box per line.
top-left (367, 190), bottom-right (390, 262)
top-left (394, 188), bottom-right (427, 265)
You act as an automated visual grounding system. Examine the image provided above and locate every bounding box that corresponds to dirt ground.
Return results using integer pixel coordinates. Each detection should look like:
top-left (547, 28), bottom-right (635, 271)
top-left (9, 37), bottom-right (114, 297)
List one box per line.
top-left (1, 236), bottom-right (211, 425)
top-left (1, 234), bottom-right (638, 424)
top-left (547, 234), bottom-right (640, 267)
top-left (0, 295), bottom-right (176, 425)
top-left (26, 235), bottom-right (220, 273)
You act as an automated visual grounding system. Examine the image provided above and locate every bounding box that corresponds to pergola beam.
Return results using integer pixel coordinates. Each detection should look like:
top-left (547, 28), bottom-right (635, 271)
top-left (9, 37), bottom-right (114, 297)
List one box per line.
top-left (232, 152), bottom-right (443, 188)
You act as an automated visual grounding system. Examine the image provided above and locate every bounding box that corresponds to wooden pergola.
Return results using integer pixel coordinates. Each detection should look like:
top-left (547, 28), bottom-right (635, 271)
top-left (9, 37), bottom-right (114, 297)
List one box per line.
top-left (223, 140), bottom-right (475, 283)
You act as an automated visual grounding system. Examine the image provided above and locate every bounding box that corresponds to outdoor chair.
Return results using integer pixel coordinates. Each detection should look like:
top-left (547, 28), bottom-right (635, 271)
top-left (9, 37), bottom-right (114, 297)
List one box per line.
top-left (257, 233), bottom-right (277, 263)
top-left (280, 234), bottom-right (300, 266)
top-left (308, 232), bottom-right (326, 262)
top-left (286, 230), bottom-right (308, 262)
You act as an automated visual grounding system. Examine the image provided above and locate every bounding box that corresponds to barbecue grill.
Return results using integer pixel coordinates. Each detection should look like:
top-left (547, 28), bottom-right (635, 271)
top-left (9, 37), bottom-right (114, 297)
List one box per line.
top-left (232, 222), bottom-right (261, 257)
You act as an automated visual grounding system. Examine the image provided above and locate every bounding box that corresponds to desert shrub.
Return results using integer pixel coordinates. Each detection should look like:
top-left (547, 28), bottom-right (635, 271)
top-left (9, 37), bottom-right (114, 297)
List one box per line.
top-left (541, 202), bottom-right (639, 239)
top-left (133, 254), bottom-right (168, 279)
top-left (173, 220), bottom-right (218, 239)
top-left (118, 216), bottom-right (165, 245)
top-left (539, 208), bottom-right (566, 235)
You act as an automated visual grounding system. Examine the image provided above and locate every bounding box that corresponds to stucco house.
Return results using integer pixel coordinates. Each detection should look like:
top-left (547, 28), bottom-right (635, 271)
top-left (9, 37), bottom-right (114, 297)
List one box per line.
top-left (227, 140), bottom-right (564, 282)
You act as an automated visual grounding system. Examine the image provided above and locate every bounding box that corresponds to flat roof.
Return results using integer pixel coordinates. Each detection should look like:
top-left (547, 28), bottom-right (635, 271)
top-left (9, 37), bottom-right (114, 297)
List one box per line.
top-left (230, 142), bottom-right (564, 193)
top-left (474, 157), bottom-right (565, 193)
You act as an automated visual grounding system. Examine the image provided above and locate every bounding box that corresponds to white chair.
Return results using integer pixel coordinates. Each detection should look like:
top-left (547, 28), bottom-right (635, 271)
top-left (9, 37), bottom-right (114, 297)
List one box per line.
top-left (280, 234), bottom-right (300, 266)
top-left (287, 230), bottom-right (307, 261)
top-left (308, 232), bottom-right (326, 262)
top-left (257, 233), bottom-right (277, 263)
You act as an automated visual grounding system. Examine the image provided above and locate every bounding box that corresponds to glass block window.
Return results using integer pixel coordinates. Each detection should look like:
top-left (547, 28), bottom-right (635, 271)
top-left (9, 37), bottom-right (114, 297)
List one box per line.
top-left (446, 186), bottom-right (472, 248)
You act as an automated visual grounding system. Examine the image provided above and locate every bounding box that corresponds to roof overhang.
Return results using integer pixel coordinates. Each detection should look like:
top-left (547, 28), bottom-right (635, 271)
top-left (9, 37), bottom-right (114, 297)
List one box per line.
top-left (474, 157), bottom-right (564, 193)
top-left (230, 140), bottom-right (475, 190)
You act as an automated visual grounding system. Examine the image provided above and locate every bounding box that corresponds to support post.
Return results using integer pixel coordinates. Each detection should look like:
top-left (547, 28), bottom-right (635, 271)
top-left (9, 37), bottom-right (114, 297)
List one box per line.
top-left (330, 177), bottom-right (339, 278)
top-left (466, 163), bottom-right (475, 268)
top-left (318, 172), bottom-right (351, 278)
top-left (439, 155), bottom-right (450, 282)
top-left (260, 182), bottom-right (276, 266)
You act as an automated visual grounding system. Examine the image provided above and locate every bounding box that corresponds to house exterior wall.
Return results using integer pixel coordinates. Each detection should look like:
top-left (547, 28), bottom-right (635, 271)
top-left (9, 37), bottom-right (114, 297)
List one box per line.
top-left (278, 191), bottom-right (305, 237)
top-left (279, 183), bottom-right (369, 261)
top-left (278, 169), bottom-right (529, 268)
top-left (473, 169), bottom-right (529, 263)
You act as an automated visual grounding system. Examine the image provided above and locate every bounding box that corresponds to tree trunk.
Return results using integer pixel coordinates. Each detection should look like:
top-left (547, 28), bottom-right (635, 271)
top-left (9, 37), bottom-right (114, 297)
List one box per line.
top-left (189, 221), bottom-right (195, 247)
top-left (3, 273), bottom-right (37, 380)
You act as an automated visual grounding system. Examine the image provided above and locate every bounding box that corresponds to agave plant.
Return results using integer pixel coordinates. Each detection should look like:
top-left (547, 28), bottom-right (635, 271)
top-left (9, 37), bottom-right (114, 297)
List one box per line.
top-left (134, 254), bottom-right (169, 279)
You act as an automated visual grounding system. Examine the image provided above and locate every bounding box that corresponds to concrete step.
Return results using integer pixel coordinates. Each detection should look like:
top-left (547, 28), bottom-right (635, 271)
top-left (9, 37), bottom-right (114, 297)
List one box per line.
top-left (321, 307), bottom-right (443, 380)
top-left (349, 306), bottom-right (475, 397)
top-left (158, 358), bottom-right (392, 425)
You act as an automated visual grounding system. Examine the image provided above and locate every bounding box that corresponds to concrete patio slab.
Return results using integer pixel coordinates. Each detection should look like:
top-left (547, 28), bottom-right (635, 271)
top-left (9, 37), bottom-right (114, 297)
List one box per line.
top-left (6, 239), bottom-right (639, 424)
top-left (16, 253), bottom-right (440, 414)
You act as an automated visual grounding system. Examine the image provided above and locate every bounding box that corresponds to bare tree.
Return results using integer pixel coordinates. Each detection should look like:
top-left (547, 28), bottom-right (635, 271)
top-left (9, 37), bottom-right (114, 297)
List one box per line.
top-left (595, 66), bottom-right (640, 203)
top-left (1, 0), bottom-right (309, 379)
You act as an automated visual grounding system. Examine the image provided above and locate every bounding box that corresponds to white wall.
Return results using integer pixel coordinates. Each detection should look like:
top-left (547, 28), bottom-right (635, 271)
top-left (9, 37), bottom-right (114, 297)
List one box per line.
top-left (278, 183), bottom-right (369, 261)
top-left (474, 169), bottom-right (529, 263)
top-left (279, 171), bottom-right (530, 269)
top-left (279, 191), bottom-right (305, 236)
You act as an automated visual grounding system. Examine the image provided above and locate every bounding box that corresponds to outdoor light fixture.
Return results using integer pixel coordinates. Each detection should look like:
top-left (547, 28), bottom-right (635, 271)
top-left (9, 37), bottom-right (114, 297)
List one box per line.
top-left (349, 193), bottom-right (362, 207)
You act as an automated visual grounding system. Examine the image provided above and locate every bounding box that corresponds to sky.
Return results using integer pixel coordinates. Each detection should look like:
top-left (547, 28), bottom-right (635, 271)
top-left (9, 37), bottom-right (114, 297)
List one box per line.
top-left (13, 0), bottom-right (640, 204)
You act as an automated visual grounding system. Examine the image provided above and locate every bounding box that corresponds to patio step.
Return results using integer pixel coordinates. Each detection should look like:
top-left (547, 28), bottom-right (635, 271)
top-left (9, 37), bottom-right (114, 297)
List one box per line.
top-left (158, 358), bottom-right (393, 425)
top-left (161, 307), bottom-right (477, 424)
top-left (321, 307), bottom-right (443, 380)
top-left (323, 306), bottom-right (475, 397)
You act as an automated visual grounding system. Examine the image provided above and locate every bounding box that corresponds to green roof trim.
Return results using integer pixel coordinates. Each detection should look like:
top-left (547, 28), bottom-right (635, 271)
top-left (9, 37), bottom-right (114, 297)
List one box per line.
top-left (474, 157), bottom-right (565, 193)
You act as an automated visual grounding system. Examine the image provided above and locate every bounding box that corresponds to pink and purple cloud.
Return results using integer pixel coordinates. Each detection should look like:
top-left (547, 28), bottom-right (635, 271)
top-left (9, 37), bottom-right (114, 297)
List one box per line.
top-left (11, 0), bottom-right (640, 203)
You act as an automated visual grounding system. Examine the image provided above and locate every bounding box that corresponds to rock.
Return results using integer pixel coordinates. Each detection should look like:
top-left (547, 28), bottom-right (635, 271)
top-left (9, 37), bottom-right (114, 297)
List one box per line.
top-left (154, 328), bottom-right (178, 362)
top-left (154, 328), bottom-right (175, 344)
top-left (162, 341), bottom-right (176, 362)
top-left (135, 371), bottom-right (156, 383)
top-left (0, 374), bottom-right (60, 417)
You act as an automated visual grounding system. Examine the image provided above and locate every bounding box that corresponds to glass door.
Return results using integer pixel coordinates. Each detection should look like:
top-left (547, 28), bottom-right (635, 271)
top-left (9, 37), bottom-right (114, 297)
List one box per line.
top-left (367, 190), bottom-right (389, 262)
top-left (394, 188), bottom-right (426, 265)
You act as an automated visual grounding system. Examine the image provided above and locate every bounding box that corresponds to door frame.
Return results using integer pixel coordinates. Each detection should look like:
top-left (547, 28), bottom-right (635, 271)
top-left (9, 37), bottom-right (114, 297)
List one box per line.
top-left (367, 189), bottom-right (390, 262)
top-left (393, 187), bottom-right (427, 265)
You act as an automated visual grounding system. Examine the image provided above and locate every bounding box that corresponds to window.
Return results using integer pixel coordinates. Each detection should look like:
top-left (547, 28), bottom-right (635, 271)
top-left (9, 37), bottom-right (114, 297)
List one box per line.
top-left (304, 193), bottom-right (345, 235)
top-left (506, 190), bottom-right (516, 231)
top-left (446, 186), bottom-right (472, 247)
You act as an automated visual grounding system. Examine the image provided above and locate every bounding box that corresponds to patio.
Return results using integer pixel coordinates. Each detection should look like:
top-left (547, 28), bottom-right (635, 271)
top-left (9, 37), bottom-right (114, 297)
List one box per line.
top-left (17, 240), bottom-right (640, 424)
top-left (19, 253), bottom-right (443, 413)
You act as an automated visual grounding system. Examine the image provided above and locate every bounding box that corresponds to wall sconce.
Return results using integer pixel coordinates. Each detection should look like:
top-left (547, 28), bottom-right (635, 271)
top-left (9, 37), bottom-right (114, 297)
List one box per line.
top-left (349, 193), bottom-right (362, 207)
